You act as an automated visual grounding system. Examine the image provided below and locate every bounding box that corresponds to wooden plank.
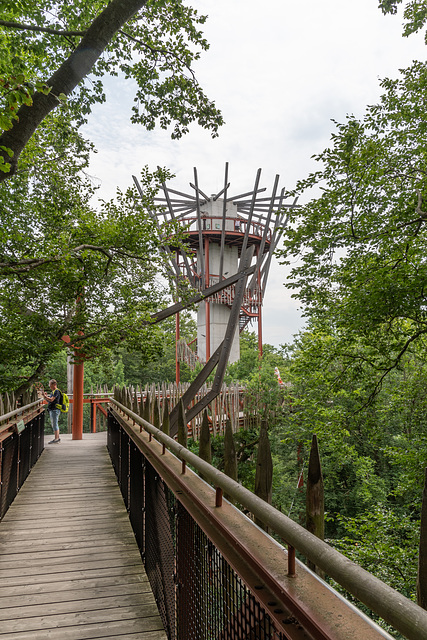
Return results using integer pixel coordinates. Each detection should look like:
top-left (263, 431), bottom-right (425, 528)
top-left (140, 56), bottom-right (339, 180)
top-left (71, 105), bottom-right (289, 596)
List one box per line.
top-left (0, 547), bottom-right (143, 570)
top-left (0, 526), bottom-right (135, 553)
top-left (0, 580), bottom-right (152, 609)
top-left (0, 608), bottom-right (165, 633)
top-left (0, 432), bottom-right (167, 639)
top-left (0, 564), bottom-right (147, 593)
top-left (0, 594), bottom-right (160, 622)
top-left (1, 551), bottom-right (143, 579)
top-left (0, 572), bottom-right (149, 598)
top-left (5, 622), bottom-right (167, 640)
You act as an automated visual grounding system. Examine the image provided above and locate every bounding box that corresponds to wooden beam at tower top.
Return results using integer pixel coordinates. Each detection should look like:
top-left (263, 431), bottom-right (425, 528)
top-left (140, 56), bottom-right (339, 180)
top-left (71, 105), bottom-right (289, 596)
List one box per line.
top-left (190, 182), bottom-right (210, 201)
top-left (159, 169), bottom-right (194, 286)
top-left (239, 168), bottom-right (262, 270)
top-left (219, 162), bottom-right (229, 279)
top-left (226, 186), bottom-right (266, 202)
top-left (260, 208), bottom-right (289, 296)
top-left (192, 167), bottom-right (206, 288)
top-left (247, 175), bottom-right (280, 293)
top-left (164, 187), bottom-right (198, 200)
top-left (212, 182), bottom-right (231, 201)
top-left (237, 196), bottom-right (290, 203)
top-left (156, 204), bottom-right (198, 215)
top-left (132, 175), bottom-right (181, 282)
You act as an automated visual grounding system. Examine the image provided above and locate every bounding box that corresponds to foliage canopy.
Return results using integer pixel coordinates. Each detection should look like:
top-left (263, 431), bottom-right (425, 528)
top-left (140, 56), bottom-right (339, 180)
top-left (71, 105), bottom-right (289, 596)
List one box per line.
top-left (279, 60), bottom-right (427, 398)
top-left (0, 0), bottom-right (223, 177)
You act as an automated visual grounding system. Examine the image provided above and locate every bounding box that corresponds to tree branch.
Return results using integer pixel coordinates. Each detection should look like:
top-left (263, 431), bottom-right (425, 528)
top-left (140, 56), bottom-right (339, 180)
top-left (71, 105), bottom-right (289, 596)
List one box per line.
top-left (0, 0), bottom-right (148, 179)
top-left (0, 244), bottom-right (115, 274)
top-left (119, 29), bottom-right (197, 81)
top-left (0, 19), bottom-right (86, 37)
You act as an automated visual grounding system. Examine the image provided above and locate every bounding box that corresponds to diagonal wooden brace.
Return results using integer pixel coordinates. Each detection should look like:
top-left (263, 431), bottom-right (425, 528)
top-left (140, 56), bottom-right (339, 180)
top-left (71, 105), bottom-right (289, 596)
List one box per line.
top-left (169, 246), bottom-right (255, 437)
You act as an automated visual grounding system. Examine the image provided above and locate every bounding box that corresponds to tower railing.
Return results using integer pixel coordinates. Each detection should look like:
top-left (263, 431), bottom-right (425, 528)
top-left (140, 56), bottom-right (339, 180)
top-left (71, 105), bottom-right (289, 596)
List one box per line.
top-left (108, 396), bottom-right (427, 640)
top-left (179, 215), bottom-right (272, 243)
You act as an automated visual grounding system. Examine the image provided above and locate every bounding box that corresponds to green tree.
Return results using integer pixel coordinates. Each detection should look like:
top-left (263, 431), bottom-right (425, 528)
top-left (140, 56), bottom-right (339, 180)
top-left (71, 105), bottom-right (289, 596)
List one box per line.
top-left (279, 60), bottom-right (427, 399)
top-left (0, 0), bottom-right (223, 177)
top-left (379, 1), bottom-right (427, 40)
top-left (0, 117), bottom-right (173, 394)
top-left (118, 313), bottom-right (196, 385)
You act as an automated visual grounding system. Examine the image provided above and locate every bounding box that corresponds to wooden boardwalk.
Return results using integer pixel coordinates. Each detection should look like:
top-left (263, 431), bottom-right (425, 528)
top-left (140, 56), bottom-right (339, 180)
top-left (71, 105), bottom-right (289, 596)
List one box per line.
top-left (0, 432), bottom-right (167, 640)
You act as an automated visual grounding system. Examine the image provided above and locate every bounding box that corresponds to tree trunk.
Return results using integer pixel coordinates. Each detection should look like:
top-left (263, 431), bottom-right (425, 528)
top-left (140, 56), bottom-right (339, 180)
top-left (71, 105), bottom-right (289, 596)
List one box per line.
top-left (0, 0), bottom-right (148, 178)
top-left (14, 361), bottom-right (47, 397)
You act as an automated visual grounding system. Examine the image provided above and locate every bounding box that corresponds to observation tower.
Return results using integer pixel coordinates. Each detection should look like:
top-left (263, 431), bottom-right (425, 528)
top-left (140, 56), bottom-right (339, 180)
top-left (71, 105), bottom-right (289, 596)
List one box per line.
top-left (134, 164), bottom-right (296, 381)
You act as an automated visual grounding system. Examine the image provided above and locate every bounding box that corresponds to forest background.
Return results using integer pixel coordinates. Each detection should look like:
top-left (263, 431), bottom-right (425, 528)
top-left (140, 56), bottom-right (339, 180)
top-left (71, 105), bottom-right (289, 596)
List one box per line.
top-left (1, 1), bottom-right (427, 636)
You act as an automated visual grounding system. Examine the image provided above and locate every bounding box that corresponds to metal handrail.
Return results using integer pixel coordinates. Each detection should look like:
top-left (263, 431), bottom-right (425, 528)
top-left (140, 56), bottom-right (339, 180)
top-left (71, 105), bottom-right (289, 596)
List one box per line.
top-left (111, 397), bottom-right (427, 640)
top-left (0, 399), bottom-right (43, 424)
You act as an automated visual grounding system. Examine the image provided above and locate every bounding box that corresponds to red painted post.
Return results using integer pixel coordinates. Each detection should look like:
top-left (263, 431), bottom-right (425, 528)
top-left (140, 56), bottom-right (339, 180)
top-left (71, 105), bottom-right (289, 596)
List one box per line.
top-left (257, 246), bottom-right (263, 358)
top-left (205, 236), bottom-right (210, 360)
top-left (176, 312), bottom-right (180, 384)
top-left (91, 400), bottom-right (97, 433)
top-left (72, 355), bottom-right (84, 440)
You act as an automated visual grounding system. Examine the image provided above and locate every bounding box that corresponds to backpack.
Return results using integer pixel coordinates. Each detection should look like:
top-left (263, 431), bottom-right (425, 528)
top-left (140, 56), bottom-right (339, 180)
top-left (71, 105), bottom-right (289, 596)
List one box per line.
top-left (56, 390), bottom-right (70, 413)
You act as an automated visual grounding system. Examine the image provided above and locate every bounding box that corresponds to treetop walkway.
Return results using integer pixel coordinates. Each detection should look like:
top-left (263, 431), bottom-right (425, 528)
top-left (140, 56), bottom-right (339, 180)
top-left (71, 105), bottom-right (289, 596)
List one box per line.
top-left (0, 432), bottom-right (167, 639)
top-left (1, 393), bottom-right (427, 640)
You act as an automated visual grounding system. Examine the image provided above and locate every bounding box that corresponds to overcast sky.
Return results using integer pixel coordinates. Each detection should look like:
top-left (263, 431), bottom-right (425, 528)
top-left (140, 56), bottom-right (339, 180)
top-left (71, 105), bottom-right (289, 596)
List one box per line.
top-left (82, 0), bottom-right (426, 347)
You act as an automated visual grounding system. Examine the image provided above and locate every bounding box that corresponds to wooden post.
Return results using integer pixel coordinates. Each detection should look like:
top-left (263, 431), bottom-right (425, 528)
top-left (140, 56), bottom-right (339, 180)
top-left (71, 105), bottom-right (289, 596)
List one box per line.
top-left (72, 355), bottom-right (84, 440)
top-left (153, 397), bottom-right (161, 430)
top-left (177, 399), bottom-right (187, 448)
top-left (161, 396), bottom-right (170, 436)
top-left (306, 434), bottom-right (325, 574)
top-left (144, 393), bottom-right (150, 424)
top-left (418, 467), bottom-right (427, 609)
top-left (254, 420), bottom-right (273, 531)
top-left (198, 410), bottom-right (211, 482)
top-left (224, 419), bottom-right (237, 503)
top-left (90, 400), bottom-right (97, 433)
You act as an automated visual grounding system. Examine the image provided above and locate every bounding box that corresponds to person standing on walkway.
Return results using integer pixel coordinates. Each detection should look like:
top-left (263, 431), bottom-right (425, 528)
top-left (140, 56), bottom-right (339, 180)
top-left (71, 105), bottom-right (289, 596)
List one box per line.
top-left (43, 379), bottom-right (61, 443)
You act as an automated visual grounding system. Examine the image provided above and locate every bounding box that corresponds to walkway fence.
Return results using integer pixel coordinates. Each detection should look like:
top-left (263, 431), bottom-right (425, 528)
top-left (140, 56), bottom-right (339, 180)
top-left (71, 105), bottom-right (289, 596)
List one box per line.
top-left (2, 394), bottom-right (427, 639)
top-left (0, 394), bottom-right (44, 519)
top-left (108, 393), bottom-right (427, 640)
top-left (120, 381), bottom-right (255, 439)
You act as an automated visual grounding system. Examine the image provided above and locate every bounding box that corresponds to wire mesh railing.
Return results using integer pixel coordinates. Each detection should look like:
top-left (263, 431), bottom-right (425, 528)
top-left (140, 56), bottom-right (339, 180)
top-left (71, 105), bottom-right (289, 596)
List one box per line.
top-left (107, 398), bottom-right (421, 640)
top-left (0, 400), bottom-right (45, 520)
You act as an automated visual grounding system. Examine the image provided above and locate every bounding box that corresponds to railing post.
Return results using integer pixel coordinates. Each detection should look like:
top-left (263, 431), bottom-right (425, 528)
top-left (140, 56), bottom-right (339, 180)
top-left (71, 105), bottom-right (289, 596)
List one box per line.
top-left (288, 545), bottom-right (296, 577)
top-left (72, 356), bottom-right (84, 440)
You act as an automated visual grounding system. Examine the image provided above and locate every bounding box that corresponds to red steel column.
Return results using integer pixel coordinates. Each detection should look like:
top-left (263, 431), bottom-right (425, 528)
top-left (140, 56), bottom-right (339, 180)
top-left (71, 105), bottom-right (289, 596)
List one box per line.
top-left (176, 312), bottom-right (180, 384)
top-left (72, 355), bottom-right (84, 440)
top-left (257, 246), bottom-right (263, 358)
top-left (205, 237), bottom-right (210, 360)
